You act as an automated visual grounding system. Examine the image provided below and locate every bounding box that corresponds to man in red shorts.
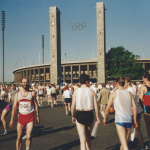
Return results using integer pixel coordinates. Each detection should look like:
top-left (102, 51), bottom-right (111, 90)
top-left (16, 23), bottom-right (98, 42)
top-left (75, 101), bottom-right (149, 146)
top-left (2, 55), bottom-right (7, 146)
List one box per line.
top-left (9, 77), bottom-right (40, 150)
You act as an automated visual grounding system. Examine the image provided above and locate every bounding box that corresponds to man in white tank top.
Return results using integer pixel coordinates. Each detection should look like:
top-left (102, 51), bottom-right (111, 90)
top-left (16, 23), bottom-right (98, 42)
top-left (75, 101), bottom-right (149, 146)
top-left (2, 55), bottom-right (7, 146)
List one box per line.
top-left (125, 77), bottom-right (144, 150)
top-left (10, 78), bottom-right (40, 150)
top-left (71, 74), bottom-right (100, 150)
top-left (103, 77), bottom-right (137, 150)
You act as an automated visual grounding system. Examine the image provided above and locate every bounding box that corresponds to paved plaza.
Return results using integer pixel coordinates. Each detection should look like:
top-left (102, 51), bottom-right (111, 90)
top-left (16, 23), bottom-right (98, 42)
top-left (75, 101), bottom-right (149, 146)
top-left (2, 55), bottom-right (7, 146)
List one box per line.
top-left (0, 94), bottom-right (149, 150)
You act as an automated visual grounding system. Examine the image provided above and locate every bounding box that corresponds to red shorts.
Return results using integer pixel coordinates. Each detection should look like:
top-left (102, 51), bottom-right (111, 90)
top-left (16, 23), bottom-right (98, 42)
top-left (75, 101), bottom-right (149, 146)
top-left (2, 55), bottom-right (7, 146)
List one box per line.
top-left (18, 112), bottom-right (34, 126)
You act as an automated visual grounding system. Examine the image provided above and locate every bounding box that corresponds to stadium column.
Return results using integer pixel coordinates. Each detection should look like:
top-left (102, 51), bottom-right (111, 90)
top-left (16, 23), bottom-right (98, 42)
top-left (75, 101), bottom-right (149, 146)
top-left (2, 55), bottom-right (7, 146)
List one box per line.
top-left (29, 70), bottom-right (31, 83)
top-left (79, 65), bottom-right (81, 78)
top-left (44, 68), bottom-right (46, 82)
top-left (63, 66), bottom-right (65, 82)
top-left (38, 68), bottom-right (40, 82)
top-left (50, 7), bottom-right (61, 85)
top-left (33, 69), bottom-right (35, 83)
top-left (143, 63), bottom-right (145, 69)
top-left (87, 64), bottom-right (89, 76)
top-left (96, 2), bottom-right (106, 83)
top-left (71, 66), bottom-right (73, 83)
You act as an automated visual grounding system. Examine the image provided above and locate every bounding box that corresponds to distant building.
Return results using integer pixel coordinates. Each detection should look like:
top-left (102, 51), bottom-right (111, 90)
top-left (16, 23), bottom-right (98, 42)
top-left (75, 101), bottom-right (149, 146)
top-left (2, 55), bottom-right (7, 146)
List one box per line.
top-left (13, 58), bottom-right (150, 84)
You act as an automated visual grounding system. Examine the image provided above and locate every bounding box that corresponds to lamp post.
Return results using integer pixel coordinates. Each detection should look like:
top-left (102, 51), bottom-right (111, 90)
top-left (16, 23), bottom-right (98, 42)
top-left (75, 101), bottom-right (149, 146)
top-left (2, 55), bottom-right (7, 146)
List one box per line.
top-left (1, 11), bottom-right (5, 83)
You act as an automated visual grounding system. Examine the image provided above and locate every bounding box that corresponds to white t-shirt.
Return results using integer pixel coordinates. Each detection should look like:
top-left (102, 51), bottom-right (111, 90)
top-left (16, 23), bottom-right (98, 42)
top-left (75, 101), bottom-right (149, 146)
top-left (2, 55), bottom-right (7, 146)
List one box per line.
top-left (63, 90), bottom-right (71, 98)
top-left (127, 87), bottom-right (140, 114)
top-left (1, 90), bottom-right (5, 95)
top-left (47, 88), bottom-right (51, 96)
top-left (98, 84), bottom-right (102, 89)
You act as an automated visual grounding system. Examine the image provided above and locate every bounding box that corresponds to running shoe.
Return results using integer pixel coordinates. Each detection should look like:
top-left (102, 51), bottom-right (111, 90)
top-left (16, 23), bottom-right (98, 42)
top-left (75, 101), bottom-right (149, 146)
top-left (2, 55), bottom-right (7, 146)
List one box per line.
top-left (66, 111), bottom-right (69, 115)
top-left (22, 135), bottom-right (27, 139)
top-left (0, 130), bottom-right (8, 135)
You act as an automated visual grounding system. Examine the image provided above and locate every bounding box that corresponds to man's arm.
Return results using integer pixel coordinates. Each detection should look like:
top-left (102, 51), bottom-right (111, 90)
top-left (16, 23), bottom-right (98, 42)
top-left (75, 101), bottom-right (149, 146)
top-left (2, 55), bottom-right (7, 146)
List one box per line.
top-left (139, 86), bottom-right (146, 109)
top-left (32, 91), bottom-right (40, 124)
top-left (129, 92), bottom-right (138, 128)
top-left (97, 90), bottom-right (101, 102)
top-left (71, 90), bottom-right (77, 123)
top-left (92, 89), bottom-right (100, 126)
top-left (9, 93), bottom-right (18, 127)
top-left (103, 92), bottom-right (116, 126)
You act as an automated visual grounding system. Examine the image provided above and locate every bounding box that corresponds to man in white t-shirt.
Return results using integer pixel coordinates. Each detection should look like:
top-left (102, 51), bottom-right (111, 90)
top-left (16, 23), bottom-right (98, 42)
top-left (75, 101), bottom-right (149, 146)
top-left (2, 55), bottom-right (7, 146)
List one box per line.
top-left (1, 88), bottom-right (5, 100)
top-left (125, 77), bottom-right (144, 150)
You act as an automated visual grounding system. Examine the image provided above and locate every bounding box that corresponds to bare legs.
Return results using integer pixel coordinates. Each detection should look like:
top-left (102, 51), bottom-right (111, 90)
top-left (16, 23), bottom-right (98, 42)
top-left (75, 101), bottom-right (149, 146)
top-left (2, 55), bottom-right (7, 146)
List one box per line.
top-left (16, 122), bottom-right (34, 150)
top-left (76, 121), bottom-right (93, 150)
top-left (116, 124), bottom-right (130, 150)
top-left (1, 109), bottom-right (9, 130)
top-left (26, 122), bottom-right (34, 149)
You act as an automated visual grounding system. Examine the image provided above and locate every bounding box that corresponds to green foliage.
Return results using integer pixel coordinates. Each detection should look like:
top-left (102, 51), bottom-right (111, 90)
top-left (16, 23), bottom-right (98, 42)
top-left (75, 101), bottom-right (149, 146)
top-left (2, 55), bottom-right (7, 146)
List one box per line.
top-left (106, 46), bottom-right (147, 80)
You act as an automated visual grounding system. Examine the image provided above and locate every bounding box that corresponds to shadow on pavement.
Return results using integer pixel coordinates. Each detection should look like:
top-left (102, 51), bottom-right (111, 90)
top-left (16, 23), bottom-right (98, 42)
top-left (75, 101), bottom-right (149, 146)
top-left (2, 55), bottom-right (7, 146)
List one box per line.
top-left (32, 125), bottom-right (76, 138)
top-left (50, 136), bottom-right (95, 150)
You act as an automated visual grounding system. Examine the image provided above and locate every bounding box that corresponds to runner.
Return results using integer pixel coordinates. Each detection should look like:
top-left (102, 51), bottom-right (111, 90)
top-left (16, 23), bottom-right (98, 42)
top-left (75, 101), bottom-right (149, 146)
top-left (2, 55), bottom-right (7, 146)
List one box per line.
top-left (1, 87), bottom-right (5, 100)
top-left (97, 83), bottom-right (110, 119)
top-left (47, 85), bottom-right (52, 107)
top-left (9, 77), bottom-right (40, 150)
top-left (71, 74), bottom-right (100, 150)
top-left (51, 84), bottom-right (57, 106)
top-left (104, 76), bottom-right (137, 150)
top-left (38, 84), bottom-right (44, 108)
top-left (125, 77), bottom-right (144, 150)
top-left (0, 100), bottom-right (11, 135)
top-left (63, 85), bottom-right (71, 115)
top-left (139, 74), bottom-right (150, 149)
top-left (10, 84), bottom-right (18, 105)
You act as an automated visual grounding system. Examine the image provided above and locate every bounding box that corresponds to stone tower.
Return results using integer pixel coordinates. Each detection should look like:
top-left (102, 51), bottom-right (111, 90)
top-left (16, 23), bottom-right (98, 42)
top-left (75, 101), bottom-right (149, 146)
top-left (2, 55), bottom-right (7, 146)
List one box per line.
top-left (49, 7), bottom-right (61, 84)
top-left (96, 2), bottom-right (106, 83)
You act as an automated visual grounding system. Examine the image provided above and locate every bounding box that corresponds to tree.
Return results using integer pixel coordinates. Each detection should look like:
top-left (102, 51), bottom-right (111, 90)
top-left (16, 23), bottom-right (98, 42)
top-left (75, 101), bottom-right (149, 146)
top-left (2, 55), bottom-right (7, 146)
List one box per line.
top-left (106, 46), bottom-right (147, 80)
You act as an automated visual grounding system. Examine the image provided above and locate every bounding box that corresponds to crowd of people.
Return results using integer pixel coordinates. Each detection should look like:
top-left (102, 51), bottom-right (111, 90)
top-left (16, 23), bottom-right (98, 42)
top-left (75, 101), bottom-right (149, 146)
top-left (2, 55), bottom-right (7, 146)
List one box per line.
top-left (0, 74), bottom-right (150, 150)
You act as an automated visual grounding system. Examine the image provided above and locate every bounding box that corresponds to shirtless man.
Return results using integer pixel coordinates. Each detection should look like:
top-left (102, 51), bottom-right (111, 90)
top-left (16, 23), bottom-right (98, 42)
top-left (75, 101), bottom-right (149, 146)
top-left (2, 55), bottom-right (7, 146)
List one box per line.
top-left (104, 77), bottom-right (137, 150)
top-left (139, 74), bottom-right (150, 149)
top-left (9, 77), bottom-right (40, 150)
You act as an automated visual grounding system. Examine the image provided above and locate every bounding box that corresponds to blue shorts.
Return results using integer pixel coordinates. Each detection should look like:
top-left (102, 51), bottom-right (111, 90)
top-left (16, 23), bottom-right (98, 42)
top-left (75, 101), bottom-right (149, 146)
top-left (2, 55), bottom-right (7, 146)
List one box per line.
top-left (116, 122), bottom-right (132, 129)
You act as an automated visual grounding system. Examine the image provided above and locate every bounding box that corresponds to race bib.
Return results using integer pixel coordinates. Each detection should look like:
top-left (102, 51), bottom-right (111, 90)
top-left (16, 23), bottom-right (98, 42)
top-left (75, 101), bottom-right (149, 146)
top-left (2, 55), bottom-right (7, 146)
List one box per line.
top-left (19, 101), bottom-right (31, 113)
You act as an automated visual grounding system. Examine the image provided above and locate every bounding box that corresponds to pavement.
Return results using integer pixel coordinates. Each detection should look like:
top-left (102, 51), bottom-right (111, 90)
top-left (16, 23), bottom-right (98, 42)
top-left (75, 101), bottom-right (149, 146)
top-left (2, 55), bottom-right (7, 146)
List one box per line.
top-left (0, 94), bottom-right (149, 150)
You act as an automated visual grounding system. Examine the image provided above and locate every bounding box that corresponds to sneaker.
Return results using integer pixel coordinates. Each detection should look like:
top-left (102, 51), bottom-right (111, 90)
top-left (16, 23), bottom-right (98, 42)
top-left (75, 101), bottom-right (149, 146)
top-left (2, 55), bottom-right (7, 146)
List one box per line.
top-left (22, 135), bottom-right (27, 139)
top-left (0, 130), bottom-right (8, 135)
top-left (66, 111), bottom-right (69, 115)
top-left (51, 105), bottom-right (53, 108)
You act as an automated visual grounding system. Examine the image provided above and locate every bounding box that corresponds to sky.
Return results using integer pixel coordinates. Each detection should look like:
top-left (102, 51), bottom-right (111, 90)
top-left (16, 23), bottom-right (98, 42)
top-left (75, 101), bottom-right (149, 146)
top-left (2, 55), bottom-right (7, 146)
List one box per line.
top-left (0, 0), bottom-right (150, 82)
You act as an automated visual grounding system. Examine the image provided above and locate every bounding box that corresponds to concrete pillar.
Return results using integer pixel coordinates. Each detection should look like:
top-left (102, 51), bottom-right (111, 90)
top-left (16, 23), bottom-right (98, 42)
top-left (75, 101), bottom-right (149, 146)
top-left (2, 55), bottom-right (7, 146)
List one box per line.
top-left (79, 65), bottom-right (81, 78)
top-left (33, 69), bottom-right (36, 83)
top-left (71, 66), bottom-right (73, 83)
top-left (44, 68), bottom-right (46, 83)
top-left (50, 7), bottom-right (61, 84)
top-left (63, 66), bottom-right (65, 82)
top-left (96, 2), bottom-right (106, 83)
top-left (143, 63), bottom-right (145, 69)
top-left (38, 68), bottom-right (40, 82)
top-left (87, 64), bottom-right (89, 76)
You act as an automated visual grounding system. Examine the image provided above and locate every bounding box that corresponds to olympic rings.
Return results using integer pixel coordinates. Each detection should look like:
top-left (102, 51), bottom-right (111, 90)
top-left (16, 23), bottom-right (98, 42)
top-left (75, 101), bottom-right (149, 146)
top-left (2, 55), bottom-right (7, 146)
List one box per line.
top-left (69, 22), bottom-right (86, 30)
